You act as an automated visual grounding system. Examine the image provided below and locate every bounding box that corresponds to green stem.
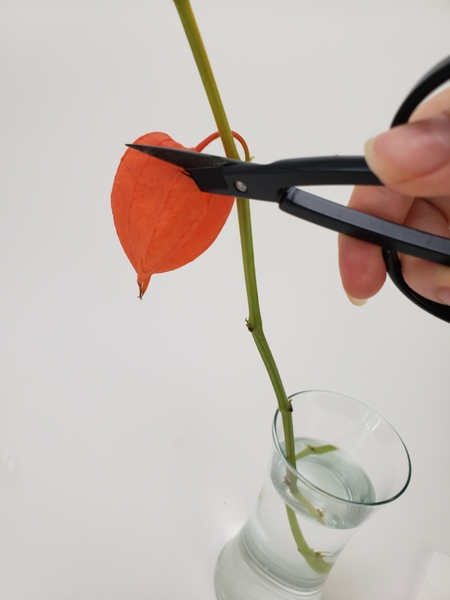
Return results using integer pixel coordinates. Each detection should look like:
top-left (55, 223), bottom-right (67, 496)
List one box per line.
top-left (172, 0), bottom-right (295, 463)
top-left (295, 444), bottom-right (338, 462)
top-left (285, 506), bottom-right (334, 575)
top-left (171, 0), bottom-right (332, 577)
top-left (172, 0), bottom-right (238, 159)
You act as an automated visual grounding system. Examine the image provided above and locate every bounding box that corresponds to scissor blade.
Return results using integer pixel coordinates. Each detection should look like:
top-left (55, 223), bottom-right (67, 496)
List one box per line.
top-left (126, 144), bottom-right (241, 169)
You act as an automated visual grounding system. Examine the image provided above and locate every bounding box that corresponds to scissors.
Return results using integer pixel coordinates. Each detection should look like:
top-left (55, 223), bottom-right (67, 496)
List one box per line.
top-left (128, 55), bottom-right (450, 323)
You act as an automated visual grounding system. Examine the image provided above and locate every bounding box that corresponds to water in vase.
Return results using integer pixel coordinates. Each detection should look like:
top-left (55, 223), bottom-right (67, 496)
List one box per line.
top-left (215, 438), bottom-right (375, 599)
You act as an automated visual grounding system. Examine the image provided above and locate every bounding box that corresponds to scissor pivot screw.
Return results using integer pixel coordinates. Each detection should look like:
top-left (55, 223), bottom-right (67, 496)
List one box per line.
top-left (234, 180), bottom-right (248, 193)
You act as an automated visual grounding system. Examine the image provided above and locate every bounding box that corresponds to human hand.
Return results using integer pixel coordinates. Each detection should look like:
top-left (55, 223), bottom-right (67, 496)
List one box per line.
top-left (338, 88), bottom-right (450, 306)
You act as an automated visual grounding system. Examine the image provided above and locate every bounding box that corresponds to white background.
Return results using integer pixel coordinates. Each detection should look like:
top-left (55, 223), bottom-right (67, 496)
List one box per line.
top-left (1, 1), bottom-right (450, 599)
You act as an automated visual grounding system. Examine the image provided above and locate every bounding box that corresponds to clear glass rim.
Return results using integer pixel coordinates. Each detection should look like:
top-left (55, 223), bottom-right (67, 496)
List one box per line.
top-left (272, 389), bottom-right (412, 507)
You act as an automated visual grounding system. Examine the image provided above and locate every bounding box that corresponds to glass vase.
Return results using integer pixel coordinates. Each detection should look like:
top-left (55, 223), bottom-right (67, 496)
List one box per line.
top-left (214, 390), bottom-right (411, 600)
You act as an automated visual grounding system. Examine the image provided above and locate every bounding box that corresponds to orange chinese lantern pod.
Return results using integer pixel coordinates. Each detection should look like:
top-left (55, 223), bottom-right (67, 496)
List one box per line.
top-left (111, 131), bottom-right (247, 298)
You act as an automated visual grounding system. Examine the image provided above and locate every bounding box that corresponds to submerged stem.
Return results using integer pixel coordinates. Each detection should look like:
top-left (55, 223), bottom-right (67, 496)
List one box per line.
top-left (285, 506), bottom-right (334, 575)
top-left (295, 444), bottom-right (338, 462)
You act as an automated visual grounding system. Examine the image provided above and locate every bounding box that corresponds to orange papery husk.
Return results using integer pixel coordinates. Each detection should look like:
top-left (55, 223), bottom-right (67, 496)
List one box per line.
top-left (111, 132), bottom-right (235, 297)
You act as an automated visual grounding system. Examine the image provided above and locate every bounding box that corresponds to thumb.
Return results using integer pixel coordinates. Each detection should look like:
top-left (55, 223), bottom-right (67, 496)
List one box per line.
top-left (365, 113), bottom-right (450, 197)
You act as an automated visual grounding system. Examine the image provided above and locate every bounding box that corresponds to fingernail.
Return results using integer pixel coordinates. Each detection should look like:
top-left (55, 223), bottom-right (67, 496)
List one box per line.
top-left (437, 288), bottom-right (450, 305)
top-left (345, 292), bottom-right (368, 306)
top-left (364, 137), bottom-right (377, 165)
top-left (365, 114), bottom-right (450, 182)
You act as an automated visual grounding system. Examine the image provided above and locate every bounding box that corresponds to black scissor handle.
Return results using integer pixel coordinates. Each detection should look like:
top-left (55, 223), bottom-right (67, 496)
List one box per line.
top-left (279, 187), bottom-right (450, 266)
top-left (383, 249), bottom-right (450, 321)
top-left (391, 54), bottom-right (450, 128)
top-left (385, 54), bottom-right (450, 323)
